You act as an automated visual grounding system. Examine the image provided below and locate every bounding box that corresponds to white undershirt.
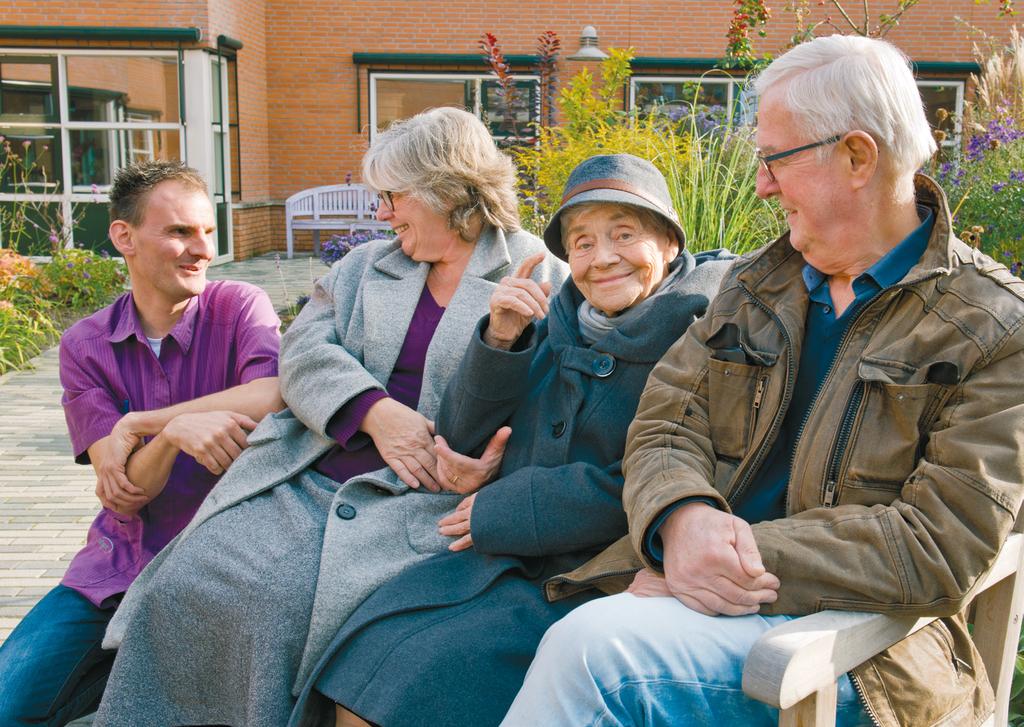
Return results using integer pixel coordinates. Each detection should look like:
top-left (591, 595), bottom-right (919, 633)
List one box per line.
top-left (146, 336), bottom-right (163, 357)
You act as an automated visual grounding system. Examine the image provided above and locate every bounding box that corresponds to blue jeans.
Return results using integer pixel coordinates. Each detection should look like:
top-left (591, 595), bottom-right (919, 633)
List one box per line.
top-left (0, 584), bottom-right (117, 727)
top-left (502, 593), bottom-right (872, 727)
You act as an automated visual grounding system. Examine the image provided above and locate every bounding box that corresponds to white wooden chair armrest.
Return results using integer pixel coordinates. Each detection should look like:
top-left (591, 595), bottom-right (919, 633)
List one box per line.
top-left (742, 608), bottom-right (928, 710)
top-left (742, 532), bottom-right (1024, 726)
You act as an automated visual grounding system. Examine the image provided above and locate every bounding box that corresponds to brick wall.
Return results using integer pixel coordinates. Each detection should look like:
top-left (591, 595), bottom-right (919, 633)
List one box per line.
top-left (231, 202), bottom-right (284, 259)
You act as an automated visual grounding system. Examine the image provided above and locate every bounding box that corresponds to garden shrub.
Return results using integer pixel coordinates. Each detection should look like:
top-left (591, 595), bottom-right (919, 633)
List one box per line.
top-left (36, 248), bottom-right (128, 310)
top-left (319, 230), bottom-right (395, 268)
top-left (0, 299), bottom-right (58, 375)
top-left (513, 50), bottom-right (782, 254)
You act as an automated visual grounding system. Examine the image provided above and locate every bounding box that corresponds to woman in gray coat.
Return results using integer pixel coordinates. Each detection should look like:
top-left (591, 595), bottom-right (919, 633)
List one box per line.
top-left (291, 154), bottom-right (735, 727)
top-left (92, 108), bottom-right (566, 727)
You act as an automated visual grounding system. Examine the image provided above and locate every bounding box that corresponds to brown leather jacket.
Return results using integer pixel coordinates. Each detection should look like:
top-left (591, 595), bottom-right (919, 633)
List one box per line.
top-left (547, 176), bottom-right (1024, 726)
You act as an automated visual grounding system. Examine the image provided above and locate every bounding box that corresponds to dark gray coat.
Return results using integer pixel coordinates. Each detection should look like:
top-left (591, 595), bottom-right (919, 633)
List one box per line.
top-left (289, 250), bottom-right (734, 727)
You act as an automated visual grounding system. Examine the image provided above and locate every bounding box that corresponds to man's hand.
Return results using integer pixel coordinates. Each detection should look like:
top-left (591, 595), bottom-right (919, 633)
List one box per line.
top-left (162, 411), bottom-right (258, 476)
top-left (435, 427), bottom-right (511, 495)
top-left (90, 417), bottom-right (147, 514)
top-left (438, 493), bottom-right (477, 551)
top-left (483, 252), bottom-right (552, 350)
top-left (660, 502), bottom-right (780, 616)
top-left (361, 398), bottom-right (440, 491)
top-left (626, 568), bottom-right (673, 598)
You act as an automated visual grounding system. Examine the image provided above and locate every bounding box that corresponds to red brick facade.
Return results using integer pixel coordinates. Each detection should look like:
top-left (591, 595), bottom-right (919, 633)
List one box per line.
top-left (1, 1), bottom-right (1015, 258)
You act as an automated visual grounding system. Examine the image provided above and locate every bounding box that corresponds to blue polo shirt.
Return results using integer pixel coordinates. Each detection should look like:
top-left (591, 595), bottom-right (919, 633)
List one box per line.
top-left (646, 208), bottom-right (933, 560)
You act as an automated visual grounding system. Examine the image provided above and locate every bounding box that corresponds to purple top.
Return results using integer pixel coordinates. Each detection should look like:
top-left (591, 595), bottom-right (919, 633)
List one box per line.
top-left (314, 286), bottom-right (445, 483)
top-left (58, 280), bottom-right (281, 607)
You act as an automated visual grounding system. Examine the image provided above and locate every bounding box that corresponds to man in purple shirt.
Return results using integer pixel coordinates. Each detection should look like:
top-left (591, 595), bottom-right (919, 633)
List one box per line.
top-left (0, 160), bottom-right (283, 727)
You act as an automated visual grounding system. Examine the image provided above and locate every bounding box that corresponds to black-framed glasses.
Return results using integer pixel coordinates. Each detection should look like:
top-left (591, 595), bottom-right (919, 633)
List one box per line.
top-left (756, 134), bottom-right (842, 182)
top-left (376, 190), bottom-right (395, 211)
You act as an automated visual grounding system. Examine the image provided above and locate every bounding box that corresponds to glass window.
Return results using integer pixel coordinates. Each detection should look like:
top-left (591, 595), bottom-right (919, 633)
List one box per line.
top-left (481, 80), bottom-right (537, 140)
top-left (0, 48), bottom-right (190, 253)
top-left (0, 126), bottom-right (60, 191)
top-left (66, 55), bottom-right (180, 123)
top-left (370, 73), bottom-right (540, 142)
top-left (374, 77), bottom-right (469, 133)
top-left (0, 57), bottom-right (58, 122)
top-left (917, 81), bottom-right (963, 147)
top-left (632, 77), bottom-right (741, 129)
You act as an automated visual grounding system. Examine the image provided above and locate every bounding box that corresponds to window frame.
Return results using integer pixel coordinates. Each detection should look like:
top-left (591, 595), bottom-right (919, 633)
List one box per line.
top-left (367, 71), bottom-right (540, 144)
top-left (0, 48), bottom-right (185, 251)
top-left (915, 78), bottom-right (965, 149)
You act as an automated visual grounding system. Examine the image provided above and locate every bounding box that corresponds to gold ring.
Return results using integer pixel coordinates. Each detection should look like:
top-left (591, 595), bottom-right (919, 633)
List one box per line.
top-left (451, 474), bottom-right (461, 485)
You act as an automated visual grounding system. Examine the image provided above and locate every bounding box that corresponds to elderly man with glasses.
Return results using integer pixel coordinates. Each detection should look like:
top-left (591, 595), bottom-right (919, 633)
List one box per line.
top-left (502, 34), bottom-right (1024, 727)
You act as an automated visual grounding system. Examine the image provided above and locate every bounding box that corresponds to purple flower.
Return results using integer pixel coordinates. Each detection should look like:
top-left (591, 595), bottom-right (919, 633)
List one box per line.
top-left (993, 182), bottom-right (1007, 193)
top-left (1011, 170), bottom-right (1024, 183)
top-left (48, 234), bottom-right (59, 244)
top-left (82, 271), bottom-right (91, 279)
top-left (65, 262), bottom-right (74, 269)
top-left (1002, 250), bottom-right (1013, 258)
top-left (21, 140), bottom-right (31, 148)
top-left (100, 250), bottom-right (110, 259)
top-left (345, 172), bottom-right (352, 185)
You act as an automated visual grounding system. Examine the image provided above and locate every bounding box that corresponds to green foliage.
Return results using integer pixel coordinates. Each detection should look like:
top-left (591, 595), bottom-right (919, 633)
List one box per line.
top-left (0, 247), bottom-right (126, 373)
top-left (0, 136), bottom-right (81, 255)
top-left (0, 300), bottom-right (58, 375)
top-left (926, 30), bottom-right (1024, 265)
top-left (36, 248), bottom-right (128, 309)
top-left (514, 52), bottom-right (782, 254)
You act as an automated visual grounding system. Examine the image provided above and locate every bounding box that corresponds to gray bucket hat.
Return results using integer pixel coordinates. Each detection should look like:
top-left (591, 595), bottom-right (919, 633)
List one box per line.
top-left (542, 153), bottom-right (687, 261)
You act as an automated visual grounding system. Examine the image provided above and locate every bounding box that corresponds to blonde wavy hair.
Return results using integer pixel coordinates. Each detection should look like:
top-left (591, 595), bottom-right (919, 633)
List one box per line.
top-left (362, 107), bottom-right (520, 241)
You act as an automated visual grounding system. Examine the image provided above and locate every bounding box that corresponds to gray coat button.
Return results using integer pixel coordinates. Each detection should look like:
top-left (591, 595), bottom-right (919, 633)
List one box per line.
top-left (592, 355), bottom-right (616, 377)
top-left (552, 421), bottom-right (566, 437)
top-left (336, 503), bottom-right (357, 520)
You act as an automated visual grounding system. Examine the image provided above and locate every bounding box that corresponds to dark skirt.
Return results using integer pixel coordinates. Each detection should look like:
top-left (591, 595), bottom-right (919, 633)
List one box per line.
top-left (309, 557), bottom-right (595, 727)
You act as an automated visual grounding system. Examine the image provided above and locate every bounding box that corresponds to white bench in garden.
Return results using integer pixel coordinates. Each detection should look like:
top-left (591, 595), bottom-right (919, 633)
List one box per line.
top-left (284, 183), bottom-right (390, 258)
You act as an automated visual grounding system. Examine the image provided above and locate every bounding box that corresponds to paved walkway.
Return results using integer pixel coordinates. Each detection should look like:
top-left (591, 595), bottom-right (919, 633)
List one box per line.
top-left (0, 253), bottom-right (323, 723)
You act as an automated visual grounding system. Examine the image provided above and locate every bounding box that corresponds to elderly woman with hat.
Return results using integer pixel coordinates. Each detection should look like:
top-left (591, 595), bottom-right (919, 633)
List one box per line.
top-left (287, 153), bottom-right (736, 727)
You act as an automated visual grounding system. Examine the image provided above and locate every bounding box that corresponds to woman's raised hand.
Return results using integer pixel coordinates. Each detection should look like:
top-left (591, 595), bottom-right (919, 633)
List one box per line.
top-left (361, 397), bottom-right (440, 491)
top-left (483, 252), bottom-right (553, 350)
top-left (435, 426), bottom-right (511, 495)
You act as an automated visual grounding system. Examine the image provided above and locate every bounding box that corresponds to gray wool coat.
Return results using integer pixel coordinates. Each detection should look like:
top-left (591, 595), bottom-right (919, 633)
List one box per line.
top-left (101, 226), bottom-right (567, 693)
top-left (288, 249), bottom-right (736, 726)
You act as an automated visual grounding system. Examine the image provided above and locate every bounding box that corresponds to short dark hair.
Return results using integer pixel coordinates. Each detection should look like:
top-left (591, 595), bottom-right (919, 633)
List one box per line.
top-left (109, 160), bottom-right (207, 226)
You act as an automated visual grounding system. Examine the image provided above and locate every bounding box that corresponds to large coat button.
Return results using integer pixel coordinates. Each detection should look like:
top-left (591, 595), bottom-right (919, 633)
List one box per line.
top-left (592, 354), bottom-right (616, 378)
top-left (336, 503), bottom-right (357, 520)
top-left (552, 420), bottom-right (566, 438)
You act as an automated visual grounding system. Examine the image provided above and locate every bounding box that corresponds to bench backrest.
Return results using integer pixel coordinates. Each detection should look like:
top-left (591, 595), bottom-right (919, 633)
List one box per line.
top-left (286, 184), bottom-right (375, 221)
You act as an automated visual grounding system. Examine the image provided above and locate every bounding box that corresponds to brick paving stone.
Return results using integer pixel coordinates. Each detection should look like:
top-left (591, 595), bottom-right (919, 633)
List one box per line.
top-left (0, 253), bottom-right (320, 651)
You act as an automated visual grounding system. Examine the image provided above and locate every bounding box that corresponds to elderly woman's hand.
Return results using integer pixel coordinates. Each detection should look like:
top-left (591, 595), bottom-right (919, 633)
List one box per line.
top-left (484, 252), bottom-right (553, 350)
top-left (435, 427), bottom-right (511, 495)
top-left (361, 397), bottom-right (440, 491)
top-left (438, 493), bottom-right (477, 551)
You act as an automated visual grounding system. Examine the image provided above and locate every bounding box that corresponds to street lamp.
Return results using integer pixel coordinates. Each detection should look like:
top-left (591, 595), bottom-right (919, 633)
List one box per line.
top-left (567, 25), bottom-right (609, 61)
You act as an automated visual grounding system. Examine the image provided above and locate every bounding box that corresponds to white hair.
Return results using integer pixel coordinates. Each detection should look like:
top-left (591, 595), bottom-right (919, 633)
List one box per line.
top-left (362, 107), bottom-right (520, 240)
top-left (752, 35), bottom-right (936, 177)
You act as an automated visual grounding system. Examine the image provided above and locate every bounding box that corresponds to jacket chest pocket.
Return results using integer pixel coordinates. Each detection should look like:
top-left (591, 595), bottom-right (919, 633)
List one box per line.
top-left (707, 358), bottom-right (771, 461)
top-left (832, 362), bottom-right (957, 504)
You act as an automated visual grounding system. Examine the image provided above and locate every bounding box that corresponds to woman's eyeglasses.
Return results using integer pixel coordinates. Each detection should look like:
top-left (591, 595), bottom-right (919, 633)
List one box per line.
top-left (376, 191), bottom-right (395, 211)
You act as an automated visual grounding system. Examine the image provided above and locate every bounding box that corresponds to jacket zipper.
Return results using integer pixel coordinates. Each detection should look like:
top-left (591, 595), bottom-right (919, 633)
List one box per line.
top-left (543, 567), bottom-right (642, 595)
top-left (849, 671), bottom-right (884, 727)
top-left (821, 380), bottom-right (865, 507)
top-left (747, 375), bottom-right (769, 448)
top-left (725, 287), bottom-right (799, 508)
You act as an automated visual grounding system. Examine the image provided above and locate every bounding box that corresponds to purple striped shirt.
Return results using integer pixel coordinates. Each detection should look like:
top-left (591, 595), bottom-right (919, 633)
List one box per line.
top-left (58, 280), bottom-right (281, 607)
